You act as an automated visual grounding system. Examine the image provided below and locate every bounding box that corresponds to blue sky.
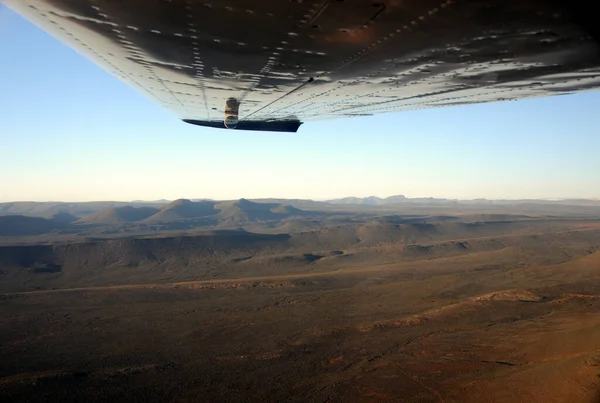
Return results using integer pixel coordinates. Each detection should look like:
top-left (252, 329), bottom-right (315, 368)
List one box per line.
top-left (1, 6), bottom-right (599, 202)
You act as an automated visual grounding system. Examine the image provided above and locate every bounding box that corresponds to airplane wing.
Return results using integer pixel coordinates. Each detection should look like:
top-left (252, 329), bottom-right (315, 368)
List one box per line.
top-left (4, 0), bottom-right (600, 132)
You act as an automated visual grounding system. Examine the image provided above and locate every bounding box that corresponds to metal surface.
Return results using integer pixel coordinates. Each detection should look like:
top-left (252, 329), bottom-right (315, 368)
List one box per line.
top-left (4, 0), bottom-right (600, 131)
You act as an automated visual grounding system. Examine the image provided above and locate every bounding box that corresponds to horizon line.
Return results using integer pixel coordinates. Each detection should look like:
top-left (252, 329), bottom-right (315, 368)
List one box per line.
top-left (1, 196), bottom-right (599, 204)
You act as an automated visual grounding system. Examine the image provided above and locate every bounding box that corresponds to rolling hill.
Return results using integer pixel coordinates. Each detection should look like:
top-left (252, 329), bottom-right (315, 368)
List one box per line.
top-left (0, 201), bottom-right (165, 218)
top-left (77, 206), bottom-right (160, 225)
top-left (46, 212), bottom-right (78, 224)
top-left (143, 199), bottom-right (218, 222)
top-left (215, 199), bottom-right (305, 224)
top-left (0, 215), bottom-right (67, 236)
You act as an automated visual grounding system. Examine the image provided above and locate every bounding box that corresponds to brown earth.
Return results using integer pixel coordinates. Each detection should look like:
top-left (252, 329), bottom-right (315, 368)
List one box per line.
top-left (1, 216), bottom-right (600, 402)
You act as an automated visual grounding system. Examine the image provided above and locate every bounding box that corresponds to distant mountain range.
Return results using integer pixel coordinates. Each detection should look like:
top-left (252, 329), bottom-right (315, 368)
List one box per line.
top-left (1, 196), bottom-right (600, 239)
top-left (0, 201), bottom-right (162, 218)
top-left (324, 195), bottom-right (600, 206)
top-left (324, 195), bottom-right (443, 205)
top-left (2, 196), bottom-right (600, 220)
top-left (76, 198), bottom-right (311, 225)
top-left (0, 199), bottom-right (314, 236)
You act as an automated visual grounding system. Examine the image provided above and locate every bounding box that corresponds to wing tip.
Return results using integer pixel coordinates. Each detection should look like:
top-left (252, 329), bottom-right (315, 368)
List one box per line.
top-left (183, 119), bottom-right (302, 133)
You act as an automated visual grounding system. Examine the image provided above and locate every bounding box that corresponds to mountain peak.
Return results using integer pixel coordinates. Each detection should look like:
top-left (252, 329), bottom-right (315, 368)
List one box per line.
top-left (167, 198), bottom-right (192, 207)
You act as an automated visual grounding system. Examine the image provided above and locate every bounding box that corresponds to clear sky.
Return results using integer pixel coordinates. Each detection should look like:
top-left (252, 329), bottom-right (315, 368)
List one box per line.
top-left (1, 6), bottom-right (599, 202)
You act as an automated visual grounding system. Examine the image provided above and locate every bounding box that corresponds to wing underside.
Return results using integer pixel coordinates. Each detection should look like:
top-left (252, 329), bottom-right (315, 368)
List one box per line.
top-left (4, 0), bottom-right (600, 131)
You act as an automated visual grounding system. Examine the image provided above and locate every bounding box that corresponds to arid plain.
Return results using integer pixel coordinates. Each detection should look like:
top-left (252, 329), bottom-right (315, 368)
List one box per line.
top-left (2, 198), bottom-right (600, 402)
